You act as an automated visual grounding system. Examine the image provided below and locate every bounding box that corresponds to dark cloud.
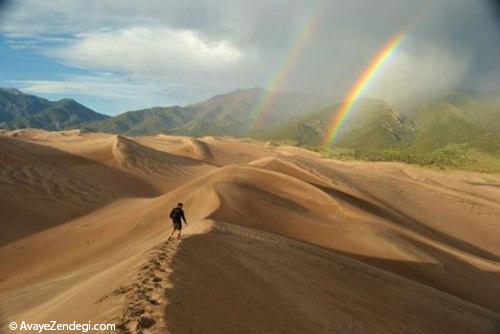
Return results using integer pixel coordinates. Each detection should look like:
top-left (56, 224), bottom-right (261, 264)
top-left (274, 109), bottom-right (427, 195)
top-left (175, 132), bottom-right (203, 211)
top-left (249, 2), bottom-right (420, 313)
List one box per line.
top-left (487, 0), bottom-right (500, 18)
top-left (0, 0), bottom-right (13, 19)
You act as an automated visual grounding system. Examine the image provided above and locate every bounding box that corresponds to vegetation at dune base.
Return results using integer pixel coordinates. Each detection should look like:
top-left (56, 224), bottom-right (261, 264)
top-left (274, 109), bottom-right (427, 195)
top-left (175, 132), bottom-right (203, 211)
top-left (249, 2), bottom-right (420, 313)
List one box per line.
top-left (263, 137), bottom-right (499, 173)
top-left (313, 145), bottom-right (500, 173)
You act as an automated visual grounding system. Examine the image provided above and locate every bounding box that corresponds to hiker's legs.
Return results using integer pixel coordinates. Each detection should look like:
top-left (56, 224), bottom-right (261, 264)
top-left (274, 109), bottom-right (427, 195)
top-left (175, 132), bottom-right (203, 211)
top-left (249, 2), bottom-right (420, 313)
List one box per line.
top-left (168, 226), bottom-right (178, 241)
top-left (169, 221), bottom-right (182, 241)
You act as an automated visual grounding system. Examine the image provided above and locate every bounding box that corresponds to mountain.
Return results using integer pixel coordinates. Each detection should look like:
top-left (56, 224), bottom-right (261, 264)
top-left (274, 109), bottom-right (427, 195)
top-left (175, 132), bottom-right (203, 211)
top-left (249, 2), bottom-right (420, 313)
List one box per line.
top-left (262, 98), bottom-right (415, 150)
top-left (0, 88), bottom-right (108, 130)
top-left (267, 90), bottom-right (500, 154)
top-left (186, 87), bottom-right (331, 136)
top-left (403, 89), bottom-right (500, 134)
top-left (410, 102), bottom-right (484, 151)
top-left (82, 106), bottom-right (200, 136)
top-left (406, 91), bottom-right (500, 154)
top-left (83, 87), bottom-right (331, 136)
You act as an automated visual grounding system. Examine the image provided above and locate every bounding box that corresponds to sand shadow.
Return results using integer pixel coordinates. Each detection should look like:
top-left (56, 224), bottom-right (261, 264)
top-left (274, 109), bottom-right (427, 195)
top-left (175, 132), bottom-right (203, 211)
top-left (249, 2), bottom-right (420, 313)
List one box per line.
top-left (327, 234), bottom-right (500, 314)
top-left (319, 185), bottom-right (500, 262)
top-left (164, 227), bottom-right (500, 333)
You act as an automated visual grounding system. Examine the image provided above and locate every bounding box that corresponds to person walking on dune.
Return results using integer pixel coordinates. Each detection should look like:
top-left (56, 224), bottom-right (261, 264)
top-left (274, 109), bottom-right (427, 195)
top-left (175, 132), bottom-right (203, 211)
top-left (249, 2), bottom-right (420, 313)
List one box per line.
top-left (168, 203), bottom-right (187, 241)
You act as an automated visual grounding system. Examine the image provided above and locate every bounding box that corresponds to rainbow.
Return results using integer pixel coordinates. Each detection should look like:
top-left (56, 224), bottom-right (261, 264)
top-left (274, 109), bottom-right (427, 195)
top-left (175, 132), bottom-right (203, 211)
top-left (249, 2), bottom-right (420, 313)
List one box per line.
top-left (321, 31), bottom-right (406, 147)
top-left (253, 1), bottom-right (325, 129)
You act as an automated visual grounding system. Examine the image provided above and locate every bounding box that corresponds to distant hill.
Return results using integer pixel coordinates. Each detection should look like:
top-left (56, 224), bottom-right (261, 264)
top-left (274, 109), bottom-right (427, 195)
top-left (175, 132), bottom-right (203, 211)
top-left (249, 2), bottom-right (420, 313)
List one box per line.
top-left (406, 91), bottom-right (500, 154)
top-left (0, 88), bottom-right (108, 130)
top-left (83, 87), bottom-right (331, 136)
top-left (266, 90), bottom-right (500, 154)
top-left (82, 106), bottom-right (200, 136)
top-left (262, 99), bottom-right (415, 150)
top-left (187, 87), bottom-right (331, 136)
top-left (410, 102), bottom-right (483, 151)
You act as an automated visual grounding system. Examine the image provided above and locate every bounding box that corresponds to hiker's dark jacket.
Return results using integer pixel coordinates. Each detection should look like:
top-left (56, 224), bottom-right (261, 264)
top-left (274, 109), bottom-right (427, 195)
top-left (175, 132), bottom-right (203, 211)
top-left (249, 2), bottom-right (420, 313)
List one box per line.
top-left (170, 208), bottom-right (186, 223)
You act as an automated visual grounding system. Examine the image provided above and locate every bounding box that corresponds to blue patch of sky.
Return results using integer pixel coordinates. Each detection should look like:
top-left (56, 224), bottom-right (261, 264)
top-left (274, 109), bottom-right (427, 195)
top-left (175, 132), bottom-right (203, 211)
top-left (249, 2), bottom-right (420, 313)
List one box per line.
top-left (0, 36), bottom-right (86, 83)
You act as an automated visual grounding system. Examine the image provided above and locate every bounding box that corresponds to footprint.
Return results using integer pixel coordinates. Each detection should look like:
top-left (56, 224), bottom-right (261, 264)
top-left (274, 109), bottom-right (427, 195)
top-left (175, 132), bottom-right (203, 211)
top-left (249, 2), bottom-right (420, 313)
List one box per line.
top-left (109, 238), bottom-right (178, 333)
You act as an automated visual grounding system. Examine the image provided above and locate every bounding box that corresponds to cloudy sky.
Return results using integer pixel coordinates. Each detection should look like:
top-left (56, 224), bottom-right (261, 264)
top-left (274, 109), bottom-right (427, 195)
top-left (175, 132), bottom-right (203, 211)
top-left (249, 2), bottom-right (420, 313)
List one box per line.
top-left (0, 0), bottom-right (499, 114)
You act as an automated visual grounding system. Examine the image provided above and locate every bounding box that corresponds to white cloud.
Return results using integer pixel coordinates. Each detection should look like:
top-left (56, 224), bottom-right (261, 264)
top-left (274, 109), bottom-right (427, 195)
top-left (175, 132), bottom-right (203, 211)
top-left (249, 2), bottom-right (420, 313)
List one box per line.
top-left (6, 39), bottom-right (41, 50)
top-left (11, 73), bottom-right (180, 100)
top-left (47, 27), bottom-right (243, 78)
top-left (9, 73), bottom-right (204, 114)
top-left (14, 79), bottom-right (128, 100)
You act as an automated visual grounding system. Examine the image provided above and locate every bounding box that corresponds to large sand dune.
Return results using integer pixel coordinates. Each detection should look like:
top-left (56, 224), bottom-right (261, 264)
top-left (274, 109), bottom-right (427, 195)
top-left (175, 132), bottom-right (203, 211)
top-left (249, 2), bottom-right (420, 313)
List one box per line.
top-left (0, 130), bottom-right (499, 333)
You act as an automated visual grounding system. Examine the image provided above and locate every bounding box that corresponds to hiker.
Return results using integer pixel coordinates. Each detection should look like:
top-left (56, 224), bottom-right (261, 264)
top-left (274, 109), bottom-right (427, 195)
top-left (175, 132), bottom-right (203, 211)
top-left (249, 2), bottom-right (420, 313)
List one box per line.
top-left (168, 203), bottom-right (187, 240)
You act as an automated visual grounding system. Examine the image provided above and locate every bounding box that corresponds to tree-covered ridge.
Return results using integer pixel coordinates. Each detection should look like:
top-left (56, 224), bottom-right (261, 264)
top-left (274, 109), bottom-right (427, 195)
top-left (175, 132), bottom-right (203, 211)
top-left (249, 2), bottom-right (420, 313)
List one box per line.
top-left (0, 88), bottom-right (108, 130)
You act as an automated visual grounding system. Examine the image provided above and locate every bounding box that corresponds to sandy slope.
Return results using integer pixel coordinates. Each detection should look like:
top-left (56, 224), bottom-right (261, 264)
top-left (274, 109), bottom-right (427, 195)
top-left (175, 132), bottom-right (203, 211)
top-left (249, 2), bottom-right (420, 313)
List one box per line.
top-left (165, 223), bottom-right (499, 334)
top-left (0, 130), bottom-right (499, 333)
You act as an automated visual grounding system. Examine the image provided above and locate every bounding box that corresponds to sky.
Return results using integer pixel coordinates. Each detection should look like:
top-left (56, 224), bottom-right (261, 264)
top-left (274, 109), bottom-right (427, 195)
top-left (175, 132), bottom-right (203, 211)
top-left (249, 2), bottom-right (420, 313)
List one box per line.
top-left (0, 0), bottom-right (499, 115)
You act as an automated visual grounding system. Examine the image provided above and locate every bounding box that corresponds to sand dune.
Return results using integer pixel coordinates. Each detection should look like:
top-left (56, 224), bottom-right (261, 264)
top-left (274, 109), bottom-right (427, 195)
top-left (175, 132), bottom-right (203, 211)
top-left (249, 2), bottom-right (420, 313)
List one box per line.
top-left (135, 135), bottom-right (214, 162)
top-left (0, 135), bottom-right (156, 246)
top-left (0, 130), bottom-right (499, 333)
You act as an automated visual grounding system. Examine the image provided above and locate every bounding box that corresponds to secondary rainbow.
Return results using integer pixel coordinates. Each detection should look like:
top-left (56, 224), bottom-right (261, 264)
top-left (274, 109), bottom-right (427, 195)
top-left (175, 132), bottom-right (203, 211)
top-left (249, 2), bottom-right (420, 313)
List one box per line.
top-left (253, 2), bottom-right (324, 129)
top-left (322, 31), bottom-right (406, 147)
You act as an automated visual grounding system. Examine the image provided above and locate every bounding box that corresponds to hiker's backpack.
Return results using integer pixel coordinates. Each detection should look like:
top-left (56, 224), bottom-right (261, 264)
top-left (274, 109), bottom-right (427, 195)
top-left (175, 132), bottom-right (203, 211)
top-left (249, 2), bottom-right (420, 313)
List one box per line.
top-left (170, 208), bottom-right (182, 220)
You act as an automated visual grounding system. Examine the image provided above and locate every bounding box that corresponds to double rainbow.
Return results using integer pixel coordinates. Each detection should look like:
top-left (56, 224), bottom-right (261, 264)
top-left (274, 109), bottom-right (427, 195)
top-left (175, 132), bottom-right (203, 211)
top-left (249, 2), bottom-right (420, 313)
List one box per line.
top-left (321, 31), bottom-right (406, 147)
top-left (253, 1), bottom-right (431, 139)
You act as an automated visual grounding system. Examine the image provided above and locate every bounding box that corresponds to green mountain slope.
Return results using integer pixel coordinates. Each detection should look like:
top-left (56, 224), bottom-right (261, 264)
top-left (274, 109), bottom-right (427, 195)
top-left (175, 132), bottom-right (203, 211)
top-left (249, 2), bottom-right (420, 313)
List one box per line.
top-left (405, 90), bottom-right (500, 154)
top-left (0, 88), bottom-right (108, 130)
top-left (411, 102), bottom-right (483, 151)
top-left (266, 90), bottom-right (499, 153)
top-left (425, 89), bottom-right (500, 133)
top-left (84, 87), bottom-right (331, 137)
top-left (262, 99), bottom-right (415, 150)
top-left (82, 106), bottom-right (199, 136)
